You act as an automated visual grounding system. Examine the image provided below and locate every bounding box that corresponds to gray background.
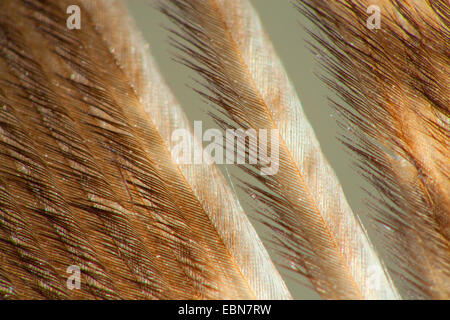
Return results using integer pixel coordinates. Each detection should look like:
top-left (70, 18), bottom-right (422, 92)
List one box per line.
top-left (124, 0), bottom-right (378, 299)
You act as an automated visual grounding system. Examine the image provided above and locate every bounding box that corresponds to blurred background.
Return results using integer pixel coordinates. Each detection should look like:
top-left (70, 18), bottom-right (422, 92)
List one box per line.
top-left (123, 0), bottom-right (381, 299)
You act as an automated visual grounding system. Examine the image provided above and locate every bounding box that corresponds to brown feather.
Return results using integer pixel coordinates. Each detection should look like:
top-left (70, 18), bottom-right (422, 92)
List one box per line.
top-left (0, 0), bottom-right (289, 299)
top-left (297, 0), bottom-right (450, 299)
top-left (159, 0), bottom-right (399, 299)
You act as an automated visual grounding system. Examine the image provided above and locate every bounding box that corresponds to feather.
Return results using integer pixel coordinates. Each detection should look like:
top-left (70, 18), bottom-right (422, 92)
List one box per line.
top-left (159, 0), bottom-right (399, 299)
top-left (0, 0), bottom-right (290, 299)
top-left (296, 0), bottom-right (450, 299)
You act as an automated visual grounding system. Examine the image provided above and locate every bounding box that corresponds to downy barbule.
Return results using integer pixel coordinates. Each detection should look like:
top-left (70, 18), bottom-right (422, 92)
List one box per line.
top-left (0, 0), bottom-right (447, 300)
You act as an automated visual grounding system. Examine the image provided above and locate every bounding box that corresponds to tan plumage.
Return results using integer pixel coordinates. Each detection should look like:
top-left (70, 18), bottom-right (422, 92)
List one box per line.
top-left (159, 0), bottom-right (398, 299)
top-left (296, 0), bottom-right (449, 299)
top-left (0, 0), bottom-right (289, 299)
top-left (0, 0), bottom-right (446, 301)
